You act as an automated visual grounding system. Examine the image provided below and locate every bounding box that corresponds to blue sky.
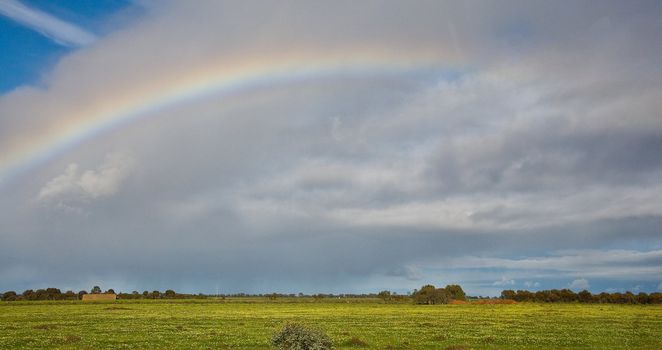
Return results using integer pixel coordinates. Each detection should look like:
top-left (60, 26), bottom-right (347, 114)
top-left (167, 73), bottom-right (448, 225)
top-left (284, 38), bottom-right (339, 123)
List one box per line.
top-left (0, 1), bottom-right (661, 296)
top-left (0, 0), bottom-right (132, 92)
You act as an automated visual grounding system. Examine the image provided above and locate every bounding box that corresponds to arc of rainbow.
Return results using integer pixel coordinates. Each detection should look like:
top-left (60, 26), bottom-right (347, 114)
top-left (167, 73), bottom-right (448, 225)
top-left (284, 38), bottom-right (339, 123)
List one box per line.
top-left (0, 52), bottom-right (452, 187)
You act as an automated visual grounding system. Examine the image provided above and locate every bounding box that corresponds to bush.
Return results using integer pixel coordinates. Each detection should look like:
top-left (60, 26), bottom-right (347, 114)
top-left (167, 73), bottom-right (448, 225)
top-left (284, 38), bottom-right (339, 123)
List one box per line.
top-left (272, 323), bottom-right (332, 350)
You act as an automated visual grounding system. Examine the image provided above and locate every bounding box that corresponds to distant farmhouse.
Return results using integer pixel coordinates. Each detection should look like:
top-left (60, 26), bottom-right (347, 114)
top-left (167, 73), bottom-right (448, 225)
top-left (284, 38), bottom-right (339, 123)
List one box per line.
top-left (82, 293), bottom-right (117, 301)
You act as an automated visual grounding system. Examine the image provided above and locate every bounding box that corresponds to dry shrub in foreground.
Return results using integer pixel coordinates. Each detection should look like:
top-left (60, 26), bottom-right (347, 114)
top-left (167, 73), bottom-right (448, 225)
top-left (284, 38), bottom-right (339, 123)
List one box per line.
top-left (272, 323), bottom-right (332, 350)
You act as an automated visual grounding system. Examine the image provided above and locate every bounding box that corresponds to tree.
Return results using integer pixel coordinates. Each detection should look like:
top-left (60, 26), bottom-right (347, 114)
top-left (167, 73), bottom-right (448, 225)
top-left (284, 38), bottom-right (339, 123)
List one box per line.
top-left (106, 289), bottom-right (116, 294)
top-left (164, 289), bottom-right (176, 298)
top-left (623, 291), bottom-right (637, 304)
top-left (578, 290), bottom-right (592, 303)
top-left (514, 290), bottom-right (534, 302)
top-left (637, 292), bottom-right (650, 304)
top-left (377, 290), bottom-right (392, 302)
top-left (650, 293), bottom-right (662, 304)
top-left (432, 288), bottom-right (450, 304)
top-left (91, 286), bottom-right (102, 294)
top-left (35, 289), bottom-right (48, 300)
top-left (558, 289), bottom-right (577, 302)
top-left (412, 285), bottom-right (449, 305)
top-left (501, 290), bottom-right (516, 300)
top-left (45, 288), bottom-right (62, 300)
top-left (2, 291), bottom-right (17, 301)
top-left (444, 285), bottom-right (466, 301)
top-left (22, 290), bottom-right (36, 301)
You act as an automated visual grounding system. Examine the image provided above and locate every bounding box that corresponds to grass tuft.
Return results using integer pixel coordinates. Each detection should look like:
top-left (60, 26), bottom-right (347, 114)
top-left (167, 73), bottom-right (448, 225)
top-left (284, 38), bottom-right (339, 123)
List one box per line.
top-left (343, 336), bottom-right (368, 347)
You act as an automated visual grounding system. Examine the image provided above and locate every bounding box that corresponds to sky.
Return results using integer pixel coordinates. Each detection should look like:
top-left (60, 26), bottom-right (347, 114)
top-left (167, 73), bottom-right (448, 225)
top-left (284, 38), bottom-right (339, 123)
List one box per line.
top-left (0, 0), bottom-right (661, 296)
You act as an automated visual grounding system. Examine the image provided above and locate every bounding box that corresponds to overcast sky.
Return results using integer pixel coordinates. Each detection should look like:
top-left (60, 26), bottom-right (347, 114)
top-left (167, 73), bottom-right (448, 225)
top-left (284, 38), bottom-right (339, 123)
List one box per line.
top-left (1, 0), bottom-right (661, 296)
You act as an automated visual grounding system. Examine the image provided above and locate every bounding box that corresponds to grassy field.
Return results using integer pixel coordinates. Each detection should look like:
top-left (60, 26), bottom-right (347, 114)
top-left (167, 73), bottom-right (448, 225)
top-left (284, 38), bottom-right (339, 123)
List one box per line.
top-left (1, 299), bottom-right (661, 349)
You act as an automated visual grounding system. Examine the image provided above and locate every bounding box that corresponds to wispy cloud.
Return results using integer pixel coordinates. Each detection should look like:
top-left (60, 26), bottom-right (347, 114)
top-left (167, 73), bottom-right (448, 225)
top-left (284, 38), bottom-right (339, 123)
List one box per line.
top-left (492, 276), bottom-right (515, 286)
top-left (0, 0), bottom-right (96, 47)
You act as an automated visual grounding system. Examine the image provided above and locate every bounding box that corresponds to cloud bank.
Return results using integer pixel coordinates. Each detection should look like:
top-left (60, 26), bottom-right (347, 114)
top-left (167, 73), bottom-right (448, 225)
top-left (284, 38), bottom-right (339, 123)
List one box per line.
top-left (0, 0), bottom-right (661, 295)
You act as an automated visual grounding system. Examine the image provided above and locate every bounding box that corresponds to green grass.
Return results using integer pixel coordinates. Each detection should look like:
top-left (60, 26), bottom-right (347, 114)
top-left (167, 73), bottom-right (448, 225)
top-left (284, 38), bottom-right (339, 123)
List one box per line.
top-left (1, 299), bottom-right (661, 349)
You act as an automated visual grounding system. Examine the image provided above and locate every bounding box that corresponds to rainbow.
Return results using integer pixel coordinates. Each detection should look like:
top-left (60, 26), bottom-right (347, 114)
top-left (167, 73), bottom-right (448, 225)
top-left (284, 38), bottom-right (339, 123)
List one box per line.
top-left (0, 50), bottom-right (455, 187)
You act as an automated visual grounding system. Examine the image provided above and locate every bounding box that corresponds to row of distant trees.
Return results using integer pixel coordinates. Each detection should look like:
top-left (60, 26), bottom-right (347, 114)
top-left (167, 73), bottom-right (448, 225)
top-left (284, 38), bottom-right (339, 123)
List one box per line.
top-left (0, 287), bottom-right (414, 302)
top-left (501, 289), bottom-right (662, 304)
top-left (4, 285), bottom-right (661, 304)
top-left (0, 286), bottom-right (199, 301)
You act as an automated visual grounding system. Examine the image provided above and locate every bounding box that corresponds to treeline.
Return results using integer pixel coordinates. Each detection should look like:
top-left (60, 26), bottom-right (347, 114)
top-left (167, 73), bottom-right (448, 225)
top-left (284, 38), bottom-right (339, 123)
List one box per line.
top-left (6, 284), bottom-right (659, 304)
top-left (0, 287), bottom-right (412, 302)
top-left (227, 292), bottom-right (407, 299)
top-left (0, 286), bottom-right (200, 301)
top-left (501, 289), bottom-right (662, 304)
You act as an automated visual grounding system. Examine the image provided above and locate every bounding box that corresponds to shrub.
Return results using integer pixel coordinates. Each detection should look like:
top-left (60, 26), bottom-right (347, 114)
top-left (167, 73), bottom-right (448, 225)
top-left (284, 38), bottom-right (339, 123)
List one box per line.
top-left (272, 323), bottom-right (332, 350)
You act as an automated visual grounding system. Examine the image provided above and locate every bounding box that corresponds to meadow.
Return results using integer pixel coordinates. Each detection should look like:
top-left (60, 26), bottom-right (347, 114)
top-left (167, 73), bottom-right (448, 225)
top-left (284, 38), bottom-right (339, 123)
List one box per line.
top-left (1, 298), bottom-right (661, 349)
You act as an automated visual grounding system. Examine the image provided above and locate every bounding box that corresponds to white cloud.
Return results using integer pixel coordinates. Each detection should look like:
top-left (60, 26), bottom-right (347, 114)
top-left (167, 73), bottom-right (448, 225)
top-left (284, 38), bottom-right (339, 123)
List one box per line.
top-left (492, 276), bottom-right (515, 286)
top-left (524, 281), bottom-right (540, 288)
top-left (37, 163), bottom-right (80, 201)
top-left (569, 278), bottom-right (590, 291)
top-left (38, 153), bottom-right (135, 203)
top-left (0, 0), bottom-right (97, 47)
